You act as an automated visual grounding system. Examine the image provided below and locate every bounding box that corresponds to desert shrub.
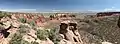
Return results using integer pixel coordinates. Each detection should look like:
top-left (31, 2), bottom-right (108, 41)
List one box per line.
top-left (48, 28), bottom-right (61, 44)
top-left (10, 32), bottom-right (22, 44)
top-left (0, 15), bottom-right (4, 18)
top-left (10, 25), bottom-right (30, 44)
top-left (4, 12), bottom-right (11, 17)
top-left (50, 15), bottom-right (54, 18)
top-left (0, 12), bottom-right (11, 18)
top-left (36, 27), bottom-right (60, 44)
top-left (36, 29), bottom-right (49, 40)
top-left (18, 18), bottom-right (27, 23)
top-left (19, 25), bottom-right (30, 34)
top-left (19, 28), bottom-right (28, 34)
top-left (19, 25), bottom-right (29, 28)
top-left (10, 32), bottom-right (29, 44)
top-left (21, 40), bottom-right (30, 44)
top-left (28, 21), bottom-right (36, 26)
top-left (31, 41), bottom-right (39, 44)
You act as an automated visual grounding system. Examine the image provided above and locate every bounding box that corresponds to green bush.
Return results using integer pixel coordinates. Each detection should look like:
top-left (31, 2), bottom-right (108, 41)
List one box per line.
top-left (10, 32), bottom-right (38, 44)
top-left (36, 30), bottom-right (49, 40)
top-left (0, 14), bottom-right (5, 18)
top-left (0, 12), bottom-right (11, 18)
top-left (18, 18), bottom-right (27, 23)
top-left (19, 25), bottom-right (30, 34)
top-left (21, 40), bottom-right (30, 44)
top-left (19, 25), bottom-right (29, 28)
top-left (10, 25), bottom-right (30, 44)
top-left (36, 27), bottom-right (60, 44)
top-left (31, 41), bottom-right (39, 44)
top-left (28, 21), bottom-right (36, 26)
top-left (48, 28), bottom-right (61, 44)
top-left (10, 32), bottom-right (30, 44)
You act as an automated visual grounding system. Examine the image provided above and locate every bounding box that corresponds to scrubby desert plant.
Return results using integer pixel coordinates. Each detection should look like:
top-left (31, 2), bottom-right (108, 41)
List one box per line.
top-left (0, 12), bottom-right (11, 18)
top-left (19, 25), bottom-right (29, 28)
top-left (31, 41), bottom-right (39, 44)
top-left (10, 32), bottom-right (30, 44)
top-left (18, 18), bottom-right (27, 23)
top-left (36, 29), bottom-right (49, 40)
top-left (36, 27), bottom-right (60, 44)
top-left (10, 32), bottom-right (22, 44)
top-left (21, 40), bottom-right (30, 44)
top-left (19, 25), bottom-right (30, 34)
top-left (10, 25), bottom-right (30, 44)
top-left (28, 21), bottom-right (36, 27)
top-left (48, 28), bottom-right (61, 44)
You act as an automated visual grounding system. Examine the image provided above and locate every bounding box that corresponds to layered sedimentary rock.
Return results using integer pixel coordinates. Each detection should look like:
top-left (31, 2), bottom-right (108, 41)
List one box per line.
top-left (59, 20), bottom-right (83, 44)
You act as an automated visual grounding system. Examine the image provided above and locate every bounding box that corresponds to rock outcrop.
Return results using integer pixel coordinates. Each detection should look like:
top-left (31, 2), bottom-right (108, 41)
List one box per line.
top-left (59, 20), bottom-right (83, 44)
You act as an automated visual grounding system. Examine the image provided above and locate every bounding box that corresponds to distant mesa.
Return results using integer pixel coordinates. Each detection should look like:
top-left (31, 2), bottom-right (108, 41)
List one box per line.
top-left (96, 12), bottom-right (120, 17)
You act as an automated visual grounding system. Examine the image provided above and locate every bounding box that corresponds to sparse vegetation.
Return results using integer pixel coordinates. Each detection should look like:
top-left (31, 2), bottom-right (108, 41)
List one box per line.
top-left (79, 16), bottom-right (120, 43)
top-left (19, 25), bottom-right (30, 34)
top-left (31, 41), bottom-right (39, 44)
top-left (10, 25), bottom-right (30, 44)
top-left (2, 11), bottom-right (120, 44)
top-left (48, 28), bottom-right (61, 44)
top-left (36, 27), bottom-right (60, 44)
top-left (10, 32), bottom-right (30, 44)
top-left (10, 32), bottom-right (23, 44)
top-left (18, 18), bottom-right (27, 23)
top-left (36, 29), bottom-right (49, 40)
top-left (28, 21), bottom-right (36, 27)
top-left (0, 12), bottom-right (11, 18)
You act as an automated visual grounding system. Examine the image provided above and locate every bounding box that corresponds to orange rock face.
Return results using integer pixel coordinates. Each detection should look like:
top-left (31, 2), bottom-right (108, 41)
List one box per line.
top-left (11, 13), bottom-right (47, 26)
top-left (35, 15), bottom-right (46, 26)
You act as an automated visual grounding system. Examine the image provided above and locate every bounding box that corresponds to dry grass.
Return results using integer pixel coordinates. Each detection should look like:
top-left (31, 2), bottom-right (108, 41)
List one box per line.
top-left (77, 16), bottom-right (120, 44)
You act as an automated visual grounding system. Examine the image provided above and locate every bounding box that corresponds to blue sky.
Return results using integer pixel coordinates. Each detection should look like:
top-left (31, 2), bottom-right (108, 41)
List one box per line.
top-left (0, 0), bottom-right (119, 12)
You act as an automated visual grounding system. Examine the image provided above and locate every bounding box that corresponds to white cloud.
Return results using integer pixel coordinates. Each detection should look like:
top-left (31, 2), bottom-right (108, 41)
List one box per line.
top-left (0, 9), bottom-right (37, 12)
top-left (52, 10), bottom-right (61, 11)
top-left (112, 7), bottom-right (115, 8)
top-left (104, 8), bottom-right (113, 11)
top-left (103, 7), bottom-right (120, 12)
top-left (87, 7), bottom-right (120, 12)
top-left (1, 8), bottom-right (120, 13)
top-left (103, 8), bottom-right (120, 12)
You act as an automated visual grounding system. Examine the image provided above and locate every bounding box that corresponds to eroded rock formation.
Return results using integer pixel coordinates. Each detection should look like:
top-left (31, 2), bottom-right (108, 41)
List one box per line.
top-left (59, 20), bottom-right (83, 44)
